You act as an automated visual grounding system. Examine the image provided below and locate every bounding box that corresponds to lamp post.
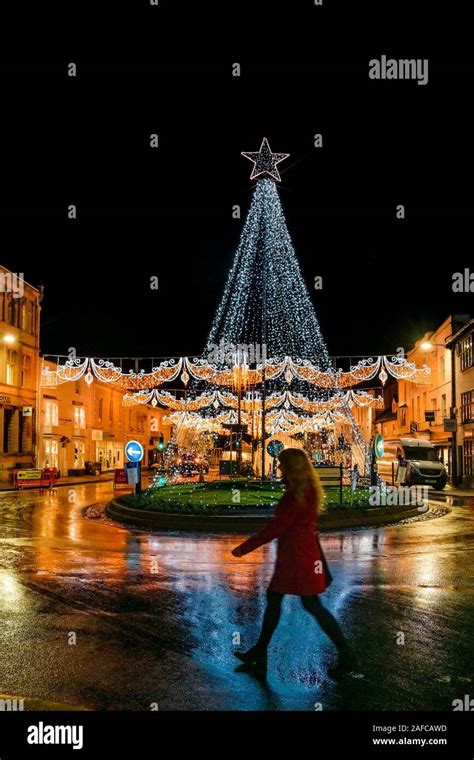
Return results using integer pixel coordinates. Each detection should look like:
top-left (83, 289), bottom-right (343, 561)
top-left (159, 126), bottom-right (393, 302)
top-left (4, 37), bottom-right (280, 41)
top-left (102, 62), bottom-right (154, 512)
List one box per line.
top-left (421, 340), bottom-right (457, 486)
top-left (231, 353), bottom-right (249, 476)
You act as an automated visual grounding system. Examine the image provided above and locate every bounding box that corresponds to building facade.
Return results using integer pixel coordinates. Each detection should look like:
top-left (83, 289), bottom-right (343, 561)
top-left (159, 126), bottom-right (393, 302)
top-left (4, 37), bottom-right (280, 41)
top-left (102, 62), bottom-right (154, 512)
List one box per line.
top-left (40, 360), bottom-right (170, 476)
top-left (446, 318), bottom-right (474, 487)
top-left (397, 316), bottom-right (454, 472)
top-left (374, 315), bottom-right (472, 486)
top-left (0, 267), bottom-right (42, 483)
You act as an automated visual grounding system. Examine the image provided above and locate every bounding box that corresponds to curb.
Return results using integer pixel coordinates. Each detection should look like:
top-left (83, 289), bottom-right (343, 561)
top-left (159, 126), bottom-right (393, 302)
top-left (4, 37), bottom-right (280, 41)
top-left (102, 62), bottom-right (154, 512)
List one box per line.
top-left (0, 477), bottom-right (114, 493)
top-left (0, 693), bottom-right (86, 711)
top-left (105, 499), bottom-right (430, 532)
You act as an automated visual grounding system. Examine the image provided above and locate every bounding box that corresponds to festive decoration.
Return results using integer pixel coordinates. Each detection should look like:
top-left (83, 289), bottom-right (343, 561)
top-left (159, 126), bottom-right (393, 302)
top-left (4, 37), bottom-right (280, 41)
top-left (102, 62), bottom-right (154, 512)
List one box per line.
top-left (41, 357), bottom-right (183, 389)
top-left (241, 137), bottom-right (289, 182)
top-left (204, 177), bottom-right (331, 365)
top-left (39, 141), bottom-right (432, 482)
top-left (42, 353), bottom-right (429, 389)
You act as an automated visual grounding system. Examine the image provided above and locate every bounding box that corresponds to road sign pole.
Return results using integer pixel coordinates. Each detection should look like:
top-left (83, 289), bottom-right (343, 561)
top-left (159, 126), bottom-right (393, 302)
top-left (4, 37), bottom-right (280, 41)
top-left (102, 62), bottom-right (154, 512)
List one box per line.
top-left (136, 461), bottom-right (142, 498)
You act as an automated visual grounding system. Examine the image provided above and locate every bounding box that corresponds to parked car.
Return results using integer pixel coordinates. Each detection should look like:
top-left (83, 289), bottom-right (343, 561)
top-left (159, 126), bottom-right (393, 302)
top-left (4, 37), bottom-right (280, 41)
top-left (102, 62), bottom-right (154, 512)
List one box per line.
top-left (174, 454), bottom-right (209, 476)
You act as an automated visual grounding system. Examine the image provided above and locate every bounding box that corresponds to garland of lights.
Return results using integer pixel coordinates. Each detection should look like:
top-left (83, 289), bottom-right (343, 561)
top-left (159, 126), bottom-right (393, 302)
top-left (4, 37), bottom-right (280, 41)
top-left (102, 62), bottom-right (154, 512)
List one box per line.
top-left (42, 353), bottom-right (430, 389)
top-left (42, 357), bottom-right (183, 389)
top-left (122, 387), bottom-right (384, 412)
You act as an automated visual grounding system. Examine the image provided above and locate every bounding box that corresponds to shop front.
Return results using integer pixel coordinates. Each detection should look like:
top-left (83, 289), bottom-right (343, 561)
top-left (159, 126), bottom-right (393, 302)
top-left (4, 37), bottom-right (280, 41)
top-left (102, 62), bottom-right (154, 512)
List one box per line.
top-left (0, 392), bottom-right (36, 483)
top-left (94, 436), bottom-right (124, 472)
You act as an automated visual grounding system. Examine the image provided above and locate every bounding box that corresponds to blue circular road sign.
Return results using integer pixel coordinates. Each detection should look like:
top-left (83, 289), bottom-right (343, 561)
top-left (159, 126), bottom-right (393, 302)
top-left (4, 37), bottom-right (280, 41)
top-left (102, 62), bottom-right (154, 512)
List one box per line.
top-left (373, 434), bottom-right (384, 459)
top-left (125, 440), bottom-right (144, 463)
top-left (267, 439), bottom-right (284, 458)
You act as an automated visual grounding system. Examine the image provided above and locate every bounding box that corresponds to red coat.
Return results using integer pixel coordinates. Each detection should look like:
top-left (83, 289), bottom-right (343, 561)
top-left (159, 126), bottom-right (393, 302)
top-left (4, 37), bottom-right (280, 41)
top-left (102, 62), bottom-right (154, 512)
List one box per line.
top-left (237, 488), bottom-right (332, 596)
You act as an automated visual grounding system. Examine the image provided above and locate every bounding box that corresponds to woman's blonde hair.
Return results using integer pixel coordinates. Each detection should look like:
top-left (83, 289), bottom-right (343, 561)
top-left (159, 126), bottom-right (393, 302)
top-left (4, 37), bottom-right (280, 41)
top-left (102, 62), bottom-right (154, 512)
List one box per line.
top-left (278, 447), bottom-right (324, 512)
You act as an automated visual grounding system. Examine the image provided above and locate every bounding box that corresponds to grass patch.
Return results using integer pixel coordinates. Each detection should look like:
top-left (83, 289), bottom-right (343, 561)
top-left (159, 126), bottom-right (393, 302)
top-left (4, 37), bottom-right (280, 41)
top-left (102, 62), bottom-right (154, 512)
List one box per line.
top-left (118, 480), bottom-right (372, 514)
top-left (324, 487), bottom-right (372, 510)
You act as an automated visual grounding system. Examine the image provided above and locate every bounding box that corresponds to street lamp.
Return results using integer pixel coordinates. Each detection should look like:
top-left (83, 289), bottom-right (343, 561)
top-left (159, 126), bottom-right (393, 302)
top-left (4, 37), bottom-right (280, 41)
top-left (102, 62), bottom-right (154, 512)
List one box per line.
top-left (231, 355), bottom-right (249, 476)
top-left (3, 334), bottom-right (16, 344)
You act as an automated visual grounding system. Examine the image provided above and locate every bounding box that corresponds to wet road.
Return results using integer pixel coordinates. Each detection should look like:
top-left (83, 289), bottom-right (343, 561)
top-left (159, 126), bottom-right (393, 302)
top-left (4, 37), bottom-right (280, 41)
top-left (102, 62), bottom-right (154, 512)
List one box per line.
top-left (0, 483), bottom-right (473, 711)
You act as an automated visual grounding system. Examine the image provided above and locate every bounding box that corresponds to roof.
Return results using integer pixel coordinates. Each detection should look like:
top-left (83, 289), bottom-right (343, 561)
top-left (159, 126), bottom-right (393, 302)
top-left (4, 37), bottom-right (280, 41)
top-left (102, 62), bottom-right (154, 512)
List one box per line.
top-left (446, 317), bottom-right (474, 347)
top-left (375, 409), bottom-right (397, 424)
top-left (0, 264), bottom-right (41, 295)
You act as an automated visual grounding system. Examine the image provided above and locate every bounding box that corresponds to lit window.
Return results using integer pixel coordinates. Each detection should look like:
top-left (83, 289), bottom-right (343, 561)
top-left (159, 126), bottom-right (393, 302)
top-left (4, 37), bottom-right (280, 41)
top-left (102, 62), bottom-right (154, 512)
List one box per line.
top-left (5, 349), bottom-right (17, 385)
top-left (74, 406), bottom-right (86, 429)
top-left (44, 438), bottom-right (58, 468)
top-left (461, 391), bottom-right (473, 424)
top-left (460, 334), bottom-right (473, 372)
top-left (44, 401), bottom-right (59, 427)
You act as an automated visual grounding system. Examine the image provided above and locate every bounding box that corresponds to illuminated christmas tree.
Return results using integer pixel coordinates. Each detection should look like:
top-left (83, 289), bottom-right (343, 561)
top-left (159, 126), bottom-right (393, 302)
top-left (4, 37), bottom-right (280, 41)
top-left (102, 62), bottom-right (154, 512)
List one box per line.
top-left (206, 138), bottom-right (330, 368)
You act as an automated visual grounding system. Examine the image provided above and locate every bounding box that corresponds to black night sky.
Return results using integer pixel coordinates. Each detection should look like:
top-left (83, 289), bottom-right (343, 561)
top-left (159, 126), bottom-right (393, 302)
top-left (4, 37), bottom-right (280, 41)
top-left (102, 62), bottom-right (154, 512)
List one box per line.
top-left (1, 0), bottom-right (472, 362)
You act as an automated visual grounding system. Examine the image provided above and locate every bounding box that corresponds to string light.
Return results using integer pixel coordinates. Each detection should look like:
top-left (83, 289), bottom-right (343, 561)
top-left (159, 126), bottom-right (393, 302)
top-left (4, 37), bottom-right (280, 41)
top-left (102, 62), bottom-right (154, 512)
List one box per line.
top-left (241, 137), bottom-right (290, 182)
top-left (205, 178), bottom-right (332, 366)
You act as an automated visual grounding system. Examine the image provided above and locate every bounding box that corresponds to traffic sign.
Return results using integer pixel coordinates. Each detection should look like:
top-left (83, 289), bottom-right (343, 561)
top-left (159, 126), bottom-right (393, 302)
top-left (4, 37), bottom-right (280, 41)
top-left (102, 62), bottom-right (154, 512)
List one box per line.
top-left (267, 439), bottom-right (284, 458)
top-left (443, 418), bottom-right (457, 433)
top-left (125, 462), bottom-right (139, 484)
top-left (373, 433), bottom-right (384, 459)
top-left (125, 440), bottom-right (144, 463)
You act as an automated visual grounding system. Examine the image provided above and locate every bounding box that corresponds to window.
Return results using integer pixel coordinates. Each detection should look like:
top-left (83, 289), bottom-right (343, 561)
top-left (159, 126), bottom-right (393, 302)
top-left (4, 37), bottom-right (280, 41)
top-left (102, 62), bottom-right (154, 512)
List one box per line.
top-left (444, 350), bottom-right (451, 381)
top-left (460, 334), bottom-right (473, 372)
top-left (44, 439), bottom-right (58, 468)
top-left (403, 446), bottom-right (440, 462)
top-left (2, 408), bottom-right (14, 453)
top-left (73, 441), bottom-right (85, 468)
top-left (21, 354), bottom-right (31, 387)
top-left (21, 300), bottom-right (27, 331)
top-left (6, 349), bottom-right (17, 385)
top-left (75, 381), bottom-right (81, 395)
top-left (21, 300), bottom-right (34, 333)
top-left (416, 396), bottom-right (421, 421)
top-left (74, 406), bottom-right (86, 429)
top-left (44, 400), bottom-right (59, 427)
top-left (461, 391), bottom-right (473, 424)
top-left (7, 295), bottom-right (14, 324)
top-left (399, 407), bottom-right (407, 427)
top-left (439, 355), bottom-right (445, 382)
top-left (109, 398), bottom-right (113, 424)
top-left (27, 301), bottom-right (33, 333)
top-left (441, 394), bottom-right (447, 418)
top-left (98, 398), bottom-right (103, 423)
top-left (399, 383), bottom-right (405, 404)
top-left (463, 440), bottom-right (473, 477)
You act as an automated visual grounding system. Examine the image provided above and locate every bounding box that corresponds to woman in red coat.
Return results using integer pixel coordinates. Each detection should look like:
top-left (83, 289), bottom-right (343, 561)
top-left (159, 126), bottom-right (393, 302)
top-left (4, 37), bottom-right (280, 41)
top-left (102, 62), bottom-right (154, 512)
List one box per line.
top-left (232, 447), bottom-right (354, 678)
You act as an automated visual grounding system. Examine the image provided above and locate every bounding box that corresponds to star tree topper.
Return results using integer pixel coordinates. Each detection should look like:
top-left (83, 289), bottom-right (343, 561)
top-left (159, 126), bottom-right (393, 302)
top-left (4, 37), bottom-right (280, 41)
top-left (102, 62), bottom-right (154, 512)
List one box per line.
top-left (241, 137), bottom-right (290, 181)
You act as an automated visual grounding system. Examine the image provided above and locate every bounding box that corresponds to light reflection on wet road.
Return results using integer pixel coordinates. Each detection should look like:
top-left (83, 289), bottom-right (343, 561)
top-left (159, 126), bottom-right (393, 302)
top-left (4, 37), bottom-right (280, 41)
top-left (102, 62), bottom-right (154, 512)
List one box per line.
top-left (0, 483), bottom-right (472, 710)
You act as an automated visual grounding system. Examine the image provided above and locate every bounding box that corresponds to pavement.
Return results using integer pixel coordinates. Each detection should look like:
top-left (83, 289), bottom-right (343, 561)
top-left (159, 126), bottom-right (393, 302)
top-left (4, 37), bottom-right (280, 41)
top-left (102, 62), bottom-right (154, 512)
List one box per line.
top-left (0, 481), bottom-right (472, 710)
top-left (0, 473), bottom-right (115, 491)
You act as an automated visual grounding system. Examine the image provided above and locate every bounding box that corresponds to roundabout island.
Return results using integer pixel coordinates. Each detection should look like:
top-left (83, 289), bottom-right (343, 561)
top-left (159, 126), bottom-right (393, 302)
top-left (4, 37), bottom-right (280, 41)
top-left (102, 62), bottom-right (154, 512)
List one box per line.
top-left (105, 478), bottom-right (434, 532)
